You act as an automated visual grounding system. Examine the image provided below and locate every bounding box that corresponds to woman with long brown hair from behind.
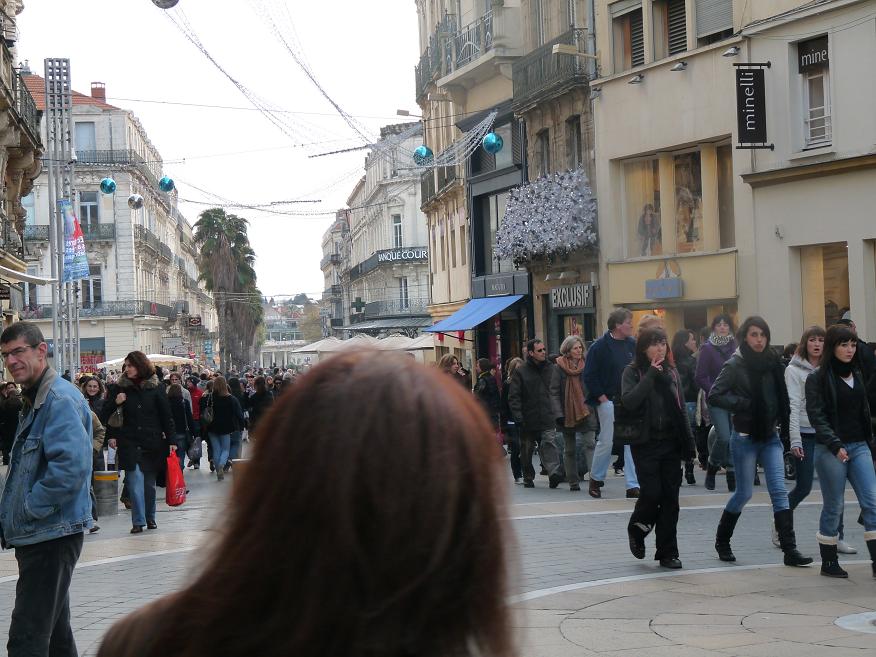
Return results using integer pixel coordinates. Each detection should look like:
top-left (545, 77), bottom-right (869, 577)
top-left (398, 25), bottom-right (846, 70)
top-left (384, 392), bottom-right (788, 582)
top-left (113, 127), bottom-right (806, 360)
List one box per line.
top-left (97, 351), bottom-right (511, 657)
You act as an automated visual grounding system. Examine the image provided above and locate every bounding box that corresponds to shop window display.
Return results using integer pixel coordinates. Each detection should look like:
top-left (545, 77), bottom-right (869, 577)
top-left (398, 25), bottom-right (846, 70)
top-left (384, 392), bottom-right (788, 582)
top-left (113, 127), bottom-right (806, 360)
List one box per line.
top-left (801, 242), bottom-right (850, 328)
top-left (623, 158), bottom-right (661, 257)
top-left (674, 151), bottom-right (703, 253)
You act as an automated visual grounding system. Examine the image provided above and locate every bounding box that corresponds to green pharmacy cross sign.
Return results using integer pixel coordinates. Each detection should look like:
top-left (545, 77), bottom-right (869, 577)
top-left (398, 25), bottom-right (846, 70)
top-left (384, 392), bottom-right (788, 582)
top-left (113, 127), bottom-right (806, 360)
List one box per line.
top-left (351, 297), bottom-right (366, 313)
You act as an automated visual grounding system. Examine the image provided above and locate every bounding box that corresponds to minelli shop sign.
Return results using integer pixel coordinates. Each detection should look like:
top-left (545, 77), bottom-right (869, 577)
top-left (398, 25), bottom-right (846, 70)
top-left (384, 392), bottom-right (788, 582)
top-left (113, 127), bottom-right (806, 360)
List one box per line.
top-left (735, 66), bottom-right (769, 147)
top-left (377, 248), bottom-right (428, 263)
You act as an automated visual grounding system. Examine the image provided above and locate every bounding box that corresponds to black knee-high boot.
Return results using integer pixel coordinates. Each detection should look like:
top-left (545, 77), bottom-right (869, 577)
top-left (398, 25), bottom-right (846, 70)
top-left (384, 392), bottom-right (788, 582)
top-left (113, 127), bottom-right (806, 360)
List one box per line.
top-left (715, 510), bottom-right (740, 562)
top-left (866, 532), bottom-right (876, 578)
top-left (775, 509), bottom-right (813, 567)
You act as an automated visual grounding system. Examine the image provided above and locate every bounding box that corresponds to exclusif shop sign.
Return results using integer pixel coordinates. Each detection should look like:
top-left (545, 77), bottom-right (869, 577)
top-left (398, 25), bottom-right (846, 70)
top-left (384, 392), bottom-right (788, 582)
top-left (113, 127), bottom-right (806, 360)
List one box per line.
top-left (735, 62), bottom-right (773, 150)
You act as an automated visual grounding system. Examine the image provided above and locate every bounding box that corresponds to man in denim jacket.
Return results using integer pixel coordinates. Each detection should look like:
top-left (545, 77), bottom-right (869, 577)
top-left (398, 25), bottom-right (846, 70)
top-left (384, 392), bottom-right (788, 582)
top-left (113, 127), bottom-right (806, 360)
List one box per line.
top-left (0, 322), bottom-right (92, 657)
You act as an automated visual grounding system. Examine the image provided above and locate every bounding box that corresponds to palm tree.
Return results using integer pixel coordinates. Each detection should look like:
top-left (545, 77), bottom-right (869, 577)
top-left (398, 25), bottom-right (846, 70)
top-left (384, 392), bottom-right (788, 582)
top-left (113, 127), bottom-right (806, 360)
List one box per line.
top-left (194, 208), bottom-right (262, 371)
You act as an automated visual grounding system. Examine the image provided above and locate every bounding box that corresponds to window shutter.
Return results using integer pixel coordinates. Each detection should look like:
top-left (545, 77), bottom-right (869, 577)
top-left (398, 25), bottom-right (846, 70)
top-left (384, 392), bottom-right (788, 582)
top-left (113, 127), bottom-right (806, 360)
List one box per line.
top-left (695, 0), bottom-right (732, 38)
top-left (668, 0), bottom-right (687, 55)
top-left (630, 9), bottom-right (645, 67)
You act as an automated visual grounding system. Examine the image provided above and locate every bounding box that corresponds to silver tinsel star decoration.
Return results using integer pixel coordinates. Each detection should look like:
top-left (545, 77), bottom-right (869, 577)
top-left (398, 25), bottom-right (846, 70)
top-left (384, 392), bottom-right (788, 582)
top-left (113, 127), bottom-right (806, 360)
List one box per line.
top-left (496, 168), bottom-right (598, 264)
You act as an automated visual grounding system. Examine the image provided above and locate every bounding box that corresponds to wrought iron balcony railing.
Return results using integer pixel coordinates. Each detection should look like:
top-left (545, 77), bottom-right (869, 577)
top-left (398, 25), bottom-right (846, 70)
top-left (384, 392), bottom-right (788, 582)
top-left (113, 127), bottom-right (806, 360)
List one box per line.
top-left (159, 242), bottom-right (173, 261)
top-left (20, 299), bottom-right (175, 321)
top-left (10, 69), bottom-right (40, 144)
top-left (512, 28), bottom-right (590, 112)
top-left (420, 169), bottom-right (436, 207)
top-left (455, 11), bottom-right (493, 68)
top-left (82, 223), bottom-right (115, 241)
top-left (363, 297), bottom-right (429, 319)
top-left (76, 149), bottom-right (161, 189)
top-left (24, 223), bottom-right (115, 241)
top-left (23, 225), bottom-right (49, 240)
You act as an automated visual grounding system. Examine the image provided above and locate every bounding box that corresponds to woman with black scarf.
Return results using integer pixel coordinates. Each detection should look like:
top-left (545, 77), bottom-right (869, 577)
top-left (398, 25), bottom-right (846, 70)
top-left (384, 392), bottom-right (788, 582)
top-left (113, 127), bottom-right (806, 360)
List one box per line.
top-left (621, 328), bottom-right (696, 568)
top-left (806, 324), bottom-right (876, 578)
top-left (708, 316), bottom-right (812, 567)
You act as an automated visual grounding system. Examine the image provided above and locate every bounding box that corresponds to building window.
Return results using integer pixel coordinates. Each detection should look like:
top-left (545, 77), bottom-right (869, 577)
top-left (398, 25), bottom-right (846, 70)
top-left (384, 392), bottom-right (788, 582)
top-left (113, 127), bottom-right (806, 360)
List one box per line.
top-left (79, 191), bottom-right (99, 228)
top-left (695, 0), bottom-right (732, 46)
top-left (536, 129), bottom-right (551, 177)
top-left (430, 227), bottom-right (437, 273)
top-left (799, 36), bottom-right (831, 148)
top-left (74, 121), bottom-right (96, 153)
top-left (440, 232), bottom-right (446, 271)
top-left (477, 191), bottom-right (513, 275)
top-left (565, 116), bottom-right (582, 170)
top-left (653, 0), bottom-right (687, 60)
top-left (674, 151), bottom-right (703, 254)
top-left (391, 214), bottom-right (403, 248)
top-left (450, 228), bottom-right (457, 268)
top-left (399, 277), bottom-right (410, 309)
top-left (494, 123), bottom-right (514, 170)
top-left (24, 267), bottom-right (38, 309)
top-left (800, 242), bottom-right (848, 328)
top-left (22, 192), bottom-right (35, 226)
top-left (623, 158), bottom-right (661, 257)
top-left (611, 1), bottom-right (644, 72)
top-left (531, 0), bottom-right (545, 46)
top-left (459, 224), bottom-right (467, 266)
top-left (717, 144), bottom-right (735, 248)
top-left (82, 264), bottom-right (102, 308)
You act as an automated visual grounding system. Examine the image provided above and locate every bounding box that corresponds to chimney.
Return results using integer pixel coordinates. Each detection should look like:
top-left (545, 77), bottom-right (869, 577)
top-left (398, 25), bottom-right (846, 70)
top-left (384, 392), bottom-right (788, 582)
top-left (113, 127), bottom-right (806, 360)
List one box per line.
top-left (91, 82), bottom-right (106, 102)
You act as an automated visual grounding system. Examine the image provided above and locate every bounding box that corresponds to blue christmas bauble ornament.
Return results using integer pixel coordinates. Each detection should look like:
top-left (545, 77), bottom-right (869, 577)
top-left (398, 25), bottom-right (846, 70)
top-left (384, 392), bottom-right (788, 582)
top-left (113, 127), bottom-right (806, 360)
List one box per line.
top-left (482, 132), bottom-right (504, 155)
top-left (99, 177), bottom-right (116, 194)
top-left (159, 176), bottom-right (175, 193)
top-left (413, 145), bottom-right (433, 166)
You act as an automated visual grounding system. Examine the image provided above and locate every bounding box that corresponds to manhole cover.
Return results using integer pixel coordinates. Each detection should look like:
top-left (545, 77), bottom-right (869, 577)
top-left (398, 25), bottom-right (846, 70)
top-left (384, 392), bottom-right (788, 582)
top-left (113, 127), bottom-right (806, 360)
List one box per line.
top-left (835, 612), bottom-right (876, 635)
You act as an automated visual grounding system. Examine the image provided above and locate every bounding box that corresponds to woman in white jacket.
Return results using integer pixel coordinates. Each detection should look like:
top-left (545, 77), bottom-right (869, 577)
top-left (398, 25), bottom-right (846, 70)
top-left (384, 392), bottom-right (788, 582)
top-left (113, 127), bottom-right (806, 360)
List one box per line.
top-left (782, 326), bottom-right (856, 553)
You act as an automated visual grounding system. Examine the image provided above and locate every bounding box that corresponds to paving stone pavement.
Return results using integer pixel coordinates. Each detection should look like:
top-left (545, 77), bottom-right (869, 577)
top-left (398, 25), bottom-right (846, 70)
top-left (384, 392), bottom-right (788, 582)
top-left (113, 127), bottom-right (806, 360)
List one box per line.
top-left (0, 459), bottom-right (872, 656)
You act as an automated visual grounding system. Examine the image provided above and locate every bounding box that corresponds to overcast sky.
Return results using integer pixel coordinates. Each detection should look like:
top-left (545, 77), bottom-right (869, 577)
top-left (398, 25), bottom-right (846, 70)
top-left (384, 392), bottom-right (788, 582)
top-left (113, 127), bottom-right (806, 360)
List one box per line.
top-left (17, 0), bottom-right (420, 299)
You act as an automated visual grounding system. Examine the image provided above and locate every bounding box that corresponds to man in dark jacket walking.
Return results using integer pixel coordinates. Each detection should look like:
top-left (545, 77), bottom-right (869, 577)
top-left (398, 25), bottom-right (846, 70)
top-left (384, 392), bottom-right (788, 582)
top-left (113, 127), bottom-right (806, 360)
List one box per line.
top-left (509, 339), bottom-right (558, 488)
top-left (583, 308), bottom-right (640, 498)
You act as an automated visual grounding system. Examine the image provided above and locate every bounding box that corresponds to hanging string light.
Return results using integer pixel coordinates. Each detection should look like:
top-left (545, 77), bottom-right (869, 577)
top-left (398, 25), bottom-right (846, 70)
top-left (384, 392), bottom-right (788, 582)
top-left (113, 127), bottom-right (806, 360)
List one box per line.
top-left (496, 168), bottom-right (598, 264)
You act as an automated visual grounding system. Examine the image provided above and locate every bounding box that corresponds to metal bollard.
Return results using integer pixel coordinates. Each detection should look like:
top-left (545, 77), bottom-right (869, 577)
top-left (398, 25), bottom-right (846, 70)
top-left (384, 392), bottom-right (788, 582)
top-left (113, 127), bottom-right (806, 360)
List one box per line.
top-left (94, 470), bottom-right (119, 517)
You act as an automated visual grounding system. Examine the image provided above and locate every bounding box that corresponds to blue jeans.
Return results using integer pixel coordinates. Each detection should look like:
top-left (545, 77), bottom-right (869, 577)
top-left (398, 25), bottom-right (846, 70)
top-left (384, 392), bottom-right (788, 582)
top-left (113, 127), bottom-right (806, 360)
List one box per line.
top-left (125, 464), bottom-right (156, 527)
top-left (229, 430), bottom-right (243, 462)
top-left (725, 431), bottom-right (787, 514)
top-left (590, 400), bottom-right (639, 488)
top-left (792, 435), bottom-right (846, 538)
top-left (209, 433), bottom-right (231, 473)
top-left (708, 405), bottom-right (734, 470)
top-left (815, 442), bottom-right (876, 537)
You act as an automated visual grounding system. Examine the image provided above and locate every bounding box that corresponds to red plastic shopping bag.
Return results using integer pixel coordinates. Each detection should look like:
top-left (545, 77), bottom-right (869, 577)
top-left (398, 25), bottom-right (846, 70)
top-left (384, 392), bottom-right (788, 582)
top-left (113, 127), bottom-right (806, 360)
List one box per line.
top-left (166, 452), bottom-right (187, 507)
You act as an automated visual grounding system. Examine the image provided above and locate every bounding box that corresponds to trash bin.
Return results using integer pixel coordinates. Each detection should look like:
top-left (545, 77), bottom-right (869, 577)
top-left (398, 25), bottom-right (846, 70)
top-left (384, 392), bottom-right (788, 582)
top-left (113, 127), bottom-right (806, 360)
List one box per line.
top-left (94, 470), bottom-right (119, 517)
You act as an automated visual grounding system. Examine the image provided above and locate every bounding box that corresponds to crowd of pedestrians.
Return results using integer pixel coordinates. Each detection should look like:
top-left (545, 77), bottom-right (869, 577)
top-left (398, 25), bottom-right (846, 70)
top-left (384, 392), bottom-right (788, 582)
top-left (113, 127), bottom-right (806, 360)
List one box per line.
top-left (459, 307), bottom-right (876, 577)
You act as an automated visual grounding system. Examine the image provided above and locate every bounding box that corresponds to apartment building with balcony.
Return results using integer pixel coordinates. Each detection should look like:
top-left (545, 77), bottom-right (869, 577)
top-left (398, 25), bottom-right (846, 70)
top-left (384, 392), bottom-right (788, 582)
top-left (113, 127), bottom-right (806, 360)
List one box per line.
top-left (20, 76), bottom-right (217, 367)
top-left (320, 209), bottom-right (349, 337)
top-left (590, 0), bottom-right (876, 344)
top-left (508, 1), bottom-right (601, 353)
top-left (0, 3), bottom-right (43, 323)
top-left (345, 123), bottom-right (430, 336)
top-left (415, 0), bottom-right (526, 368)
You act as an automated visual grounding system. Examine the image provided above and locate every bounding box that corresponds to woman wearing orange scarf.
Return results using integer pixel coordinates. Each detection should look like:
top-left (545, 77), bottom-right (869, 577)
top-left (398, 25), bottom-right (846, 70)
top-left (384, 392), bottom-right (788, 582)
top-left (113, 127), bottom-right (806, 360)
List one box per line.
top-left (551, 336), bottom-right (597, 491)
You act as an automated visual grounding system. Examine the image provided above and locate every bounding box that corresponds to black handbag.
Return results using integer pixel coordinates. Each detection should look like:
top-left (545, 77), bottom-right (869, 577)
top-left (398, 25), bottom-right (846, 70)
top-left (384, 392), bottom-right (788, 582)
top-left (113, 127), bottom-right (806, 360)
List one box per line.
top-left (613, 398), bottom-right (648, 446)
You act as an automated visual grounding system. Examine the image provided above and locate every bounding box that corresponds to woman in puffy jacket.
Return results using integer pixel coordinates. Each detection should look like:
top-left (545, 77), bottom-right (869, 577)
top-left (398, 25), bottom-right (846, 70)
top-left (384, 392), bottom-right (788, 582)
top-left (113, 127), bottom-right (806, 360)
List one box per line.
top-left (101, 351), bottom-right (175, 534)
top-left (621, 327), bottom-right (695, 569)
top-left (695, 314), bottom-right (737, 491)
top-left (708, 316), bottom-right (812, 568)
top-left (806, 324), bottom-right (876, 578)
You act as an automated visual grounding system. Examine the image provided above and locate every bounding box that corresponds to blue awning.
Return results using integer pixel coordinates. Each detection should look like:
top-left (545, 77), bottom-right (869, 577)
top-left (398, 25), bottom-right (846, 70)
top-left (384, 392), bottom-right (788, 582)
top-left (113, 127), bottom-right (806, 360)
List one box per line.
top-left (423, 295), bottom-right (524, 333)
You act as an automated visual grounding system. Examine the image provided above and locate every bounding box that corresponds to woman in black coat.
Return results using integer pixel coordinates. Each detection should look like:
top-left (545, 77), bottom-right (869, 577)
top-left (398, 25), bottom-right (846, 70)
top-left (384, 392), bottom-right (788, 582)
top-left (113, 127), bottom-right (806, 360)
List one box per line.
top-left (201, 375), bottom-right (244, 481)
top-left (247, 376), bottom-right (274, 436)
top-left (101, 351), bottom-right (174, 533)
top-left (167, 383), bottom-right (194, 473)
top-left (0, 382), bottom-right (22, 465)
top-left (621, 327), bottom-right (696, 569)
